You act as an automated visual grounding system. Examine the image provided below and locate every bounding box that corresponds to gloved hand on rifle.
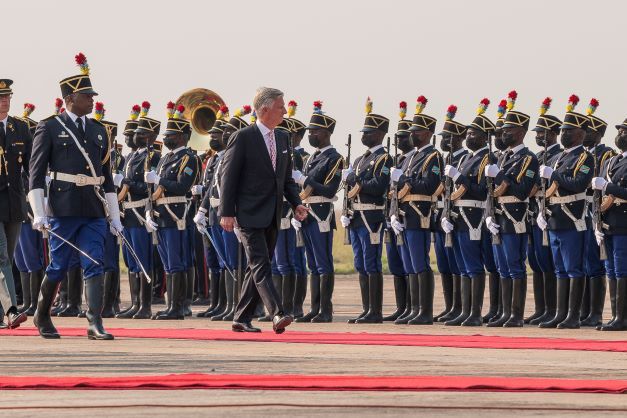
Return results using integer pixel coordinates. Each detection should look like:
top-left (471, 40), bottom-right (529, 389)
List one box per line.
top-left (536, 213), bottom-right (548, 231)
top-left (390, 215), bottom-right (404, 235)
top-left (340, 215), bottom-right (351, 228)
top-left (441, 217), bottom-right (454, 233)
top-left (485, 216), bottom-right (500, 235)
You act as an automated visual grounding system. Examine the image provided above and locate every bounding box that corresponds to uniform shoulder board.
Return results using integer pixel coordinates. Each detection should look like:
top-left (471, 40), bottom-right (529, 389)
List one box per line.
top-left (478, 153), bottom-right (490, 182)
top-left (421, 151), bottom-right (439, 173)
top-left (600, 149), bottom-right (615, 169)
top-left (10, 116), bottom-right (29, 129)
top-left (324, 155), bottom-right (345, 185)
top-left (573, 151), bottom-right (589, 175)
top-left (516, 155), bottom-right (533, 183)
top-left (373, 153), bottom-right (389, 174)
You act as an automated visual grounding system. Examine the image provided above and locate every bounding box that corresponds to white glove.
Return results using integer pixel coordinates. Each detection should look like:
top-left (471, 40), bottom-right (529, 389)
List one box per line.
top-left (105, 193), bottom-right (123, 235)
top-left (485, 216), bottom-right (500, 235)
top-left (113, 173), bottom-right (124, 188)
top-left (145, 212), bottom-right (158, 233)
top-left (144, 170), bottom-right (160, 184)
top-left (233, 226), bottom-right (242, 243)
top-left (191, 184), bottom-right (204, 196)
top-left (539, 165), bottom-right (554, 180)
top-left (444, 165), bottom-right (460, 181)
top-left (591, 177), bottom-right (608, 191)
top-left (45, 175), bottom-right (52, 186)
top-left (291, 217), bottom-right (302, 230)
top-left (109, 218), bottom-right (124, 235)
top-left (341, 166), bottom-right (353, 181)
top-left (32, 216), bottom-right (49, 232)
top-left (390, 167), bottom-right (403, 182)
top-left (595, 228), bottom-right (604, 246)
top-left (536, 213), bottom-right (548, 231)
top-left (484, 164), bottom-right (500, 178)
top-left (441, 217), bottom-right (454, 233)
top-left (390, 215), bottom-right (404, 235)
top-left (340, 215), bottom-right (351, 228)
top-left (193, 209), bottom-right (207, 227)
top-left (292, 170), bottom-right (306, 186)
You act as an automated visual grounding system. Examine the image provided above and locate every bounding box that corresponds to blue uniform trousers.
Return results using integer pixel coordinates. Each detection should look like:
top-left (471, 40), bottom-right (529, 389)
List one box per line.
top-left (603, 234), bottom-right (627, 280)
top-left (123, 227), bottom-right (153, 274)
top-left (350, 225), bottom-right (383, 275)
top-left (272, 227), bottom-right (296, 275)
top-left (302, 221), bottom-right (334, 275)
top-left (103, 231), bottom-right (119, 273)
top-left (385, 232), bottom-right (406, 277)
top-left (584, 227), bottom-right (605, 278)
top-left (455, 231), bottom-right (496, 277)
top-left (14, 225), bottom-right (44, 273)
top-left (434, 231), bottom-right (460, 275)
top-left (156, 227), bottom-right (188, 274)
top-left (46, 217), bottom-right (107, 282)
top-left (527, 225), bottom-right (553, 273)
top-left (493, 232), bottom-right (528, 280)
top-left (399, 229), bottom-right (431, 275)
top-left (549, 229), bottom-right (585, 279)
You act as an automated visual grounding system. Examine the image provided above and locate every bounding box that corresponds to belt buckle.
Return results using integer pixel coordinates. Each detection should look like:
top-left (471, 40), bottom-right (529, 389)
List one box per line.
top-left (75, 174), bottom-right (88, 186)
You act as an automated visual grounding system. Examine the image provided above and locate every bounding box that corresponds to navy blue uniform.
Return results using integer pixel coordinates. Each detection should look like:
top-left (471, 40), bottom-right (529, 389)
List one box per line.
top-left (599, 153), bottom-right (627, 279)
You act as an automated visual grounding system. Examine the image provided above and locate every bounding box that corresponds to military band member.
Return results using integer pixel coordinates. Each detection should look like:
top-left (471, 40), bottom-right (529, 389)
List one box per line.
top-left (144, 102), bottom-right (199, 320)
top-left (389, 96), bottom-right (442, 325)
top-left (117, 101), bottom-right (160, 319)
top-left (580, 99), bottom-right (614, 327)
top-left (384, 102), bottom-right (411, 323)
top-left (14, 103), bottom-right (44, 318)
top-left (0, 80), bottom-right (31, 329)
top-left (593, 117), bottom-right (627, 331)
top-left (292, 101), bottom-right (343, 323)
top-left (431, 105), bottom-right (468, 324)
top-left (526, 98), bottom-right (562, 326)
top-left (485, 92), bottom-right (539, 328)
top-left (29, 53), bottom-right (121, 339)
top-left (537, 94), bottom-right (594, 329)
top-left (194, 107), bottom-right (229, 318)
top-left (342, 98), bottom-right (392, 324)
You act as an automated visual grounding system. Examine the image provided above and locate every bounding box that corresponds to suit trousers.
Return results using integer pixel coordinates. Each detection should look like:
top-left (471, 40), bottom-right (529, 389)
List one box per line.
top-left (0, 221), bottom-right (21, 311)
top-left (233, 225), bottom-right (283, 323)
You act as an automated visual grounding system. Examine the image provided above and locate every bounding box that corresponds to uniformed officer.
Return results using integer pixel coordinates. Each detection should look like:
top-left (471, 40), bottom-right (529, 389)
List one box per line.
top-left (145, 102), bottom-right (199, 320)
top-left (442, 100), bottom-right (498, 326)
top-left (29, 53), bottom-right (121, 339)
top-left (287, 106), bottom-right (310, 319)
top-left (432, 105), bottom-right (468, 324)
top-left (384, 102), bottom-right (411, 323)
top-left (117, 101), bottom-right (160, 319)
top-left (342, 98), bottom-right (392, 324)
top-left (485, 92), bottom-right (539, 327)
top-left (537, 94), bottom-right (594, 329)
top-left (580, 98), bottom-right (614, 327)
top-left (292, 101), bottom-right (343, 323)
top-left (526, 97), bottom-right (562, 326)
top-left (14, 103), bottom-right (45, 318)
top-left (194, 106), bottom-right (228, 318)
top-left (0, 81), bottom-right (31, 329)
top-left (92, 103), bottom-right (123, 318)
top-left (389, 96), bottom-right (442, 325)
top-left (593, 117), bottom-right (627, 331)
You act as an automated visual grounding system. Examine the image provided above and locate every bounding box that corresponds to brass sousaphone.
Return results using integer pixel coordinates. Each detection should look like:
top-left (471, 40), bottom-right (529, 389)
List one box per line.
top-left (151, 88), bottom-right (226, 201)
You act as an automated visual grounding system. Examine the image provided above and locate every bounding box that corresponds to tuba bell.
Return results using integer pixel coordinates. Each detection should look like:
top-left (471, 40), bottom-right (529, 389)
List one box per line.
top-left (176, 88), bottom-right (226, 151)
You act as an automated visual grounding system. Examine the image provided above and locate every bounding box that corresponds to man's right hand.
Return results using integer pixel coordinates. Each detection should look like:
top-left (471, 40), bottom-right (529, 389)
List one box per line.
top-left (221, 216), bottom-right (235, 232)
top-left (32, 216), bottom-right (49, 232)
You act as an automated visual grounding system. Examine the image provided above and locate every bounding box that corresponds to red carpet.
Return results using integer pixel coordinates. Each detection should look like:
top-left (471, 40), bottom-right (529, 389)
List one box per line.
top-left (3, 327), bottom-right (627, 352)
top-left (1, 373), bottom-right (626, 393)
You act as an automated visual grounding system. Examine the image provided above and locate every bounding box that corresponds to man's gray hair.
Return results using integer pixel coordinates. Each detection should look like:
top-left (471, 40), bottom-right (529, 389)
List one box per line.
top-left (253, 87), bottom-right (284, 112)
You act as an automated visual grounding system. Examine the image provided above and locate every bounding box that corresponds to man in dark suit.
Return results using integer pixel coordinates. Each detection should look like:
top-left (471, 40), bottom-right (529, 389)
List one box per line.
top-left (219, 87), bottom-right (308, 333)
top-left (0, 79), bottom-right (30, 329)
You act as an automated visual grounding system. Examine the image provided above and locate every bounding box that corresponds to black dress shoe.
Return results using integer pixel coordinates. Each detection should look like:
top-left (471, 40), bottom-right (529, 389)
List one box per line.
top-left (272, 314), bottom-right (293, 334)
top-left (232, 321), bottom-right (261, 332)
top-left (7, 311), bottom-right (27, 329)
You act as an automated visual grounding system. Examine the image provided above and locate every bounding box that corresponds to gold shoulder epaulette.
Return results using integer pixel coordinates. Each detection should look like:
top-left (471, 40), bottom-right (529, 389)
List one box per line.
top-left (324, 155), bottom-right (344, 185)
top-left (478, 154), bottom-right (489, 182)
top-left (516, 155), bottom-right (532, 183)
top-left (421, 151), bottom-right (439, 173)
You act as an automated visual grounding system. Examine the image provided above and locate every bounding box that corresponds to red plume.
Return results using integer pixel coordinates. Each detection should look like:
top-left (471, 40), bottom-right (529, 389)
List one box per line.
top-left (132, 104), bottom-right (141, 112)
top-left (95, 102), bottom-right (104, 111)
top-left (569, 95), bottom-right (579, 106)
top-left (74, 52), bottom-right (87, 65)
top-left (288, 100), bottom-right (297, 107)
top-left (480, 98), bottom-right (490, 106)
top-left (417, 95), bottom-right (428, 105)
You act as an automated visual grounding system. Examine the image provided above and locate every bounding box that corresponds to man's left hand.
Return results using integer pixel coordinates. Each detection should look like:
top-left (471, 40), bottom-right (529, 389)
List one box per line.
top-left (294, 205), bottom-right (309, 221)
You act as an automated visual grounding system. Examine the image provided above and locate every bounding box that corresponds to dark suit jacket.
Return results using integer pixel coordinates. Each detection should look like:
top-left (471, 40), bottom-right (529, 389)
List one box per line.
top-left (219, 123), bottom-right (301, 229)
top-left (0, 116), bottom-right (32, 222)
top-left (29, 111), bottom-right (113, 218)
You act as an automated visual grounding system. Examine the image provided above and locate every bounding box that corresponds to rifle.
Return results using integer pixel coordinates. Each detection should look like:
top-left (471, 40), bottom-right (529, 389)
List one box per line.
top-left (592, 147), bottom-right (607, 260)
top-left (289, 136), bottom-right (305, 247)
top-left (486, 133), bottom-right (501, 245)
top-left (383, 136), bottom-right (391, 244)
top-left (342, 133), bottom-right (352, 245)
top-left (145, 144), bottom-right (159, 245)
top-left (389, 134), bottom-right (403, 246)
top-left (443, 137), bottom-right (453, 248)
top-left (539, 135), bottom-right (549, 246)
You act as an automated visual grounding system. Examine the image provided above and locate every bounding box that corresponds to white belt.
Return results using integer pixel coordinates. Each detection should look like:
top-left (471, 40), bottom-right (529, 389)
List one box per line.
top-left (156, 196), bottom-right (188, 206)
top-left (436, 201), bottom-right (444, 209)
top-left (613, 197), bottom-right (627, 204)
top-left (352, 203), bottom-right (384, 211)
top-left (303, 196), bottom-right (338, 204)
top-left (548, 192), bottom-right (587, 205)
top-left (123, 198), bottom-right (148, 209)
top-left (585, 195), bottom-right (594, 203)
top-left (453, 199), bottom-right (486, 209)
top-left (497, 196), bottom-right (529, 204)
top-left (50, 172), bottom-right (104, 186)
top-left (402, 194), bottom-right (436, 202)
top-left (210, 197), bottom-right (221, 208)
